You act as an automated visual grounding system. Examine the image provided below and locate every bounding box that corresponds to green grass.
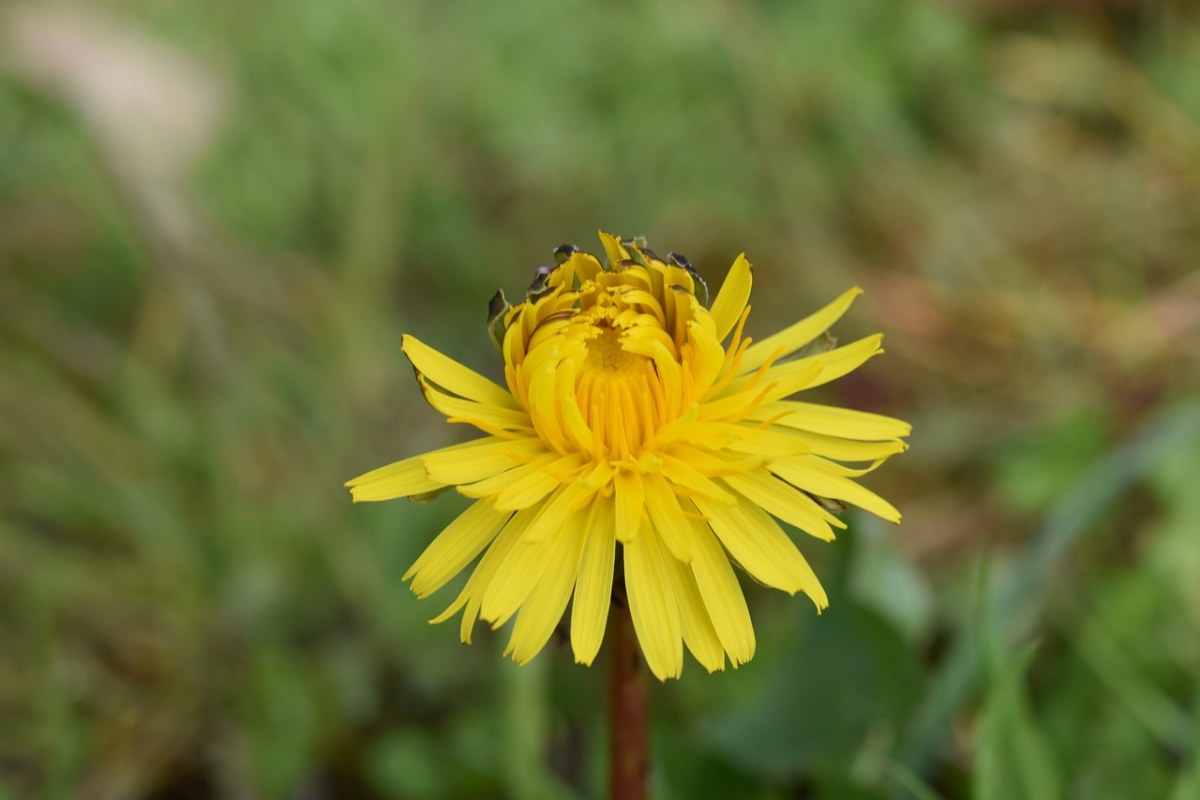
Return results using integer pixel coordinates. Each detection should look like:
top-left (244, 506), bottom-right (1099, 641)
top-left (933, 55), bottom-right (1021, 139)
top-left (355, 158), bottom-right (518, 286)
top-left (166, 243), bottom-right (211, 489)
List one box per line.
top-left (2, 1), bottom-right (1199, 797)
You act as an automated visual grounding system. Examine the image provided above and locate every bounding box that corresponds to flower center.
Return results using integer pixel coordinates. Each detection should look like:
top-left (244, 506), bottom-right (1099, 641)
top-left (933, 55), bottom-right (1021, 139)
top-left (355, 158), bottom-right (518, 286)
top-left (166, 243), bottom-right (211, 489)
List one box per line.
top-left (557, 296), bottom-right (670, 460)
top-left (574, 321), bottom-right (665, 460)
top-left (584, 324), bottom-right (638, 375)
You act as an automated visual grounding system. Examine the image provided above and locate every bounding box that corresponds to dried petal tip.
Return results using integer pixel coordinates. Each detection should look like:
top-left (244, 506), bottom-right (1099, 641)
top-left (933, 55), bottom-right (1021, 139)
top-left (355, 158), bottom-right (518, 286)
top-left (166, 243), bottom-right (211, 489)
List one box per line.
top-left (527, 266), bottom-right (554, 300)
top-left (668, 252), bottom-right (708, 305)
top-left (552, 243), bottom-right (580, 263)
top-left (486, 290), bottom-right (510, 354)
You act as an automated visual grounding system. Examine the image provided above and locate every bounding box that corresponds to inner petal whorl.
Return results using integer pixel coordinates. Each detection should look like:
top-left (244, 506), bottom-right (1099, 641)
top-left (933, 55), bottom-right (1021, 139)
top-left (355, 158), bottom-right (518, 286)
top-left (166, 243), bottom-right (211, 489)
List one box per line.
top-left (513, 260), bottom-right (707, 465)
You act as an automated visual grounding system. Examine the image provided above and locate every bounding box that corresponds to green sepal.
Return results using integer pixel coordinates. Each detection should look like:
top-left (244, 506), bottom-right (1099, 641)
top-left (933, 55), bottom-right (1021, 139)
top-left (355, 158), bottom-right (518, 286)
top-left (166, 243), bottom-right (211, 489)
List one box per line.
top-left (552, 243), bottom-right (579, 264)
top-left (621, 236), bottom-right (651, 268)
top-left (667, 252), bottom-right (708, 306)
top-left (408, 486), bottom-right (452, 504)
top-left (797, 331), bottom-right (837, 358)
top-left (526, 267), bottom-right (555, 301)
top-left (806, 491), bottom-right (847, 515)
top-left (487, 289), bottom-right (511, 354)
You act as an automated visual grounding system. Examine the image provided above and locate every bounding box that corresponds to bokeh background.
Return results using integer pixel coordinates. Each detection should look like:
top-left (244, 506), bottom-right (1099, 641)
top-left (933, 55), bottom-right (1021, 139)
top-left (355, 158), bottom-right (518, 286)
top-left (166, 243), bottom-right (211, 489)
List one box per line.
top-left (3, 1), bottom-right (1200, 797)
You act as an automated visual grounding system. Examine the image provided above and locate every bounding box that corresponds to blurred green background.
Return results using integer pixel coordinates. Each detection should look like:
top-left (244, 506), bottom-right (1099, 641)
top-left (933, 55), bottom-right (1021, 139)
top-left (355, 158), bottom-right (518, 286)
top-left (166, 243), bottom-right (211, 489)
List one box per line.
top-left (3, 0), bottom-right (1200, 797)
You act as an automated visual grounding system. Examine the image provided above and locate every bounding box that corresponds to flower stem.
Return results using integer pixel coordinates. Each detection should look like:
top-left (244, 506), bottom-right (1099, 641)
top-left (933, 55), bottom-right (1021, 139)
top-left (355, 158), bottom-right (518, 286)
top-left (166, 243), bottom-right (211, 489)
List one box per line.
top-left (609, 597), bottom-right (648, 800)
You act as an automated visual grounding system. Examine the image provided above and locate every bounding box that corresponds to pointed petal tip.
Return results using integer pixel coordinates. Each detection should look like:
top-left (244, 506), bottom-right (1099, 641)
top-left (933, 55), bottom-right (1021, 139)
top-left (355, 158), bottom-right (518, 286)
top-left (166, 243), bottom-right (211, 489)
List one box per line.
top-left (876, 506), bottom-right (903, 524)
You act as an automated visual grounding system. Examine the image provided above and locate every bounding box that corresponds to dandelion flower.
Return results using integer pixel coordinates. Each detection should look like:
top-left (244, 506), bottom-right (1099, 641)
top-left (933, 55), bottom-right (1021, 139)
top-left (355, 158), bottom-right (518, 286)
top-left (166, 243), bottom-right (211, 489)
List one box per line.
top-left (346, 233), bottom-right (910, 680)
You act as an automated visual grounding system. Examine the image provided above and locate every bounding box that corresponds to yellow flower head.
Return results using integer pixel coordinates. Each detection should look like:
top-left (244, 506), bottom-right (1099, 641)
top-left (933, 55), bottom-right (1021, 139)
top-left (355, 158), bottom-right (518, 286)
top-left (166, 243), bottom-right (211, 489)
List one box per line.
top-left (347, 232), bottom-right (909, 680)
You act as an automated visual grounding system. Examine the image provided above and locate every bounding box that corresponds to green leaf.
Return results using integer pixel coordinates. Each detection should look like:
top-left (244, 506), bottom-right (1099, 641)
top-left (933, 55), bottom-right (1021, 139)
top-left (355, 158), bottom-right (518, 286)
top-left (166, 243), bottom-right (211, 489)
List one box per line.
top-left (699, 602), bottom-right (922, 778)
top-left (364, 730), bottom-right (442, 800)
top-left (974, 574), bottom-right (1061, 800)
top-left (656, 732), bottom-right (772, 800)
top-left (991, 411), bottom-right (1107, 513)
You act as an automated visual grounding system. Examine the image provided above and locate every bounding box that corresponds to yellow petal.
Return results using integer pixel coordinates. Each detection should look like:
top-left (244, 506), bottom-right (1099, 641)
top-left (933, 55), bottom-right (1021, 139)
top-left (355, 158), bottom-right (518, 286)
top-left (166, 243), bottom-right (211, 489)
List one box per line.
top-left (405, 499), bottom-right (512, 598)
top-left (613, 469), bottom-right (644, 542)
top-left (683, 501), bottom-right (755, 666)
top-left (598, 230), bottom-right (630, 265)
top-left (770, 455), bottom-right (902, 523)
top-left (620, 290), bottom-right (667, 327)
top-left (703, 422), bottom-right (813, 459)
top-left (345, 453), bottom-right (441, 503)
top-left (662, 443), bottom-right (765, 478)
top-left (456, 451), bottom-right (559, 501)
top-left (667, 286), bottom-right (703, 348)
top-left (478, 494), bottom-right (570, 627)
top-left (698, 364), bottom-right (816, 419)
top-left (642, 472), bottom-right (693, 563)
top-left (658, 454), bottom-right (737, 504)
top-left (418, 375), bottom-right (534, 433)
top-left (429, 500), bottom-right (544, 643)
top-left (522, 477), bottom-right (594, 542)
top-left (492, 453), bottom-right (586, 511)
top-left (738, 287), bottom-right (862, 374)
top-left (763, 334), bottom-right (883, 398)
top-left (624, 523), bottom-right (683, 681)
top-left (721, 471), bottom-right (836, 541)
top-left (716, 335), bottom-right (880, 404)
top-left (708, 253), bottom-right (753, 342)
top-left (571, 495), bottom-right (616, 665)
top-left (525, 361), bottom-right (572, 454)
top-left (776, 431), bottom-right (907, 463)
top-left (797, 455), bottom-right (884, 478)
top-left (402, 335), bottom-right (520, 408)
top-left (422, 436), bottom-right (550, 485)
top-left (504, 506), bottom-right (589, 664)
top-left (746, 401), bottom-right (912, 440)
top-left (684, 319), bottom-right (726, 395)
top-left (555, 364), bottom-right (596, 456)
top-left (692, 494), bottom-right (828, 609)
top-left (661, 545), bottom-right (725, 672)
top-left (567, 250), bottom-right (603, 282)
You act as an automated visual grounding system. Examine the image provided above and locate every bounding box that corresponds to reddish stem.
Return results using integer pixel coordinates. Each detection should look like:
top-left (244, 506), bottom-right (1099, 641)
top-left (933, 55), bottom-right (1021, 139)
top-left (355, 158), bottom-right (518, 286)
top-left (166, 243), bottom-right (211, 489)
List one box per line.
top-left (608, 599), bottom-right (648, 800)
